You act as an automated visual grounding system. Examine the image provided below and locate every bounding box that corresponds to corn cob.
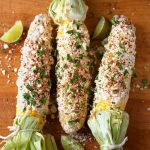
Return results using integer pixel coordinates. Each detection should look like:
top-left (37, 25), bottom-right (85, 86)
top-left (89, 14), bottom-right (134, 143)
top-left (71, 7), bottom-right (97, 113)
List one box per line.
top-left (88, 15), bottom-right (136, 150)
top-left (1, 14), bottom-right (57, 150)
top-left (49, 0), bottom-right (93, 134)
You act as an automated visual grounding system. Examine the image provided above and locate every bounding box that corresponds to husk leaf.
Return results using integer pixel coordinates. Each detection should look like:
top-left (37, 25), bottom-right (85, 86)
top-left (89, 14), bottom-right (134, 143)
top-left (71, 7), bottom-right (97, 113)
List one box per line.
top-left (1, 115), bottom-right (58, 150)
top-left (88, 110), bottom-right (129, 150)
top-left (49, 0), bottom-right (88, 24)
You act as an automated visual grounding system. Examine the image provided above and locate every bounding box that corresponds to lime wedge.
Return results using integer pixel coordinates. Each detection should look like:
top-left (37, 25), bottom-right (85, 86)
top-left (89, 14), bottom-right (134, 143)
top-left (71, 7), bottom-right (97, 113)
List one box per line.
top-left (93, 16), bottom-right (111, 40)
top-left (61, 135), bottom-right (84, 150)
top-left (0, 20), bottom-right (23, 43)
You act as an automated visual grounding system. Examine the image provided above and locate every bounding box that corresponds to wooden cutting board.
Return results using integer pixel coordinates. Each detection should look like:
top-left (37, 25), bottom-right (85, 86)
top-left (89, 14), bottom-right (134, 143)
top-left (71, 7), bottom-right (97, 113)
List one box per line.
top-left (0, 0), bottom-right (150, 150)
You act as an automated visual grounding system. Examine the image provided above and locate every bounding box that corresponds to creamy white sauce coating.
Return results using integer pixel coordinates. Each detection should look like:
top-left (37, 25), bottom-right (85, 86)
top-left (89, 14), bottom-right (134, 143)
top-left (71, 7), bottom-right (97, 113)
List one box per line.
top-left (16, 14), bottom-right (53, 116)
top-left (94, 15), bottom-right (136, 108)
top-left (56, 21), bottom-right (93, 133)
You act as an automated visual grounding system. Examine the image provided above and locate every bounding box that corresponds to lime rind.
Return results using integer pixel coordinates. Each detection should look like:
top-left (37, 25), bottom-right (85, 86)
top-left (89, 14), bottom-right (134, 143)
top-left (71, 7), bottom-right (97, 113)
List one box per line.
top-left (0, 20), bottom-right (23, 43)
top-left (93, 16), bottom-right (111, 41)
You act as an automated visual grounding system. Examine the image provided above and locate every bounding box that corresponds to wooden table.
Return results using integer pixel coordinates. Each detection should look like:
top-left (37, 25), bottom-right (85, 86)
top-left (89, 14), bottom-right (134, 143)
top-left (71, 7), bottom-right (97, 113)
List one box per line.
top-left (0, 0), bottom-right (150, 150)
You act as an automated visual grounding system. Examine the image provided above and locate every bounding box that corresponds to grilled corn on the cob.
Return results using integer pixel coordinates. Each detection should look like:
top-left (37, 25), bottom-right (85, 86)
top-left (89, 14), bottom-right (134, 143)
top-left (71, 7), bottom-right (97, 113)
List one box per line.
top-left (49, 0), bottom-right (93, 134)
top-left (88, 15), bottom-right (136, 150)
top-left (1, 14), bottom-right (57, 150)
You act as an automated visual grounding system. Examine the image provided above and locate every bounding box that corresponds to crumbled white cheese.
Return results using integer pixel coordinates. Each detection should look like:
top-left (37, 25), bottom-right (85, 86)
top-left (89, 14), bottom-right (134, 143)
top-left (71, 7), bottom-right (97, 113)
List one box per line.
top-left (2, 70), bottom-right (6, 75)
top-left (9, 50), bottom-right (12, 54)
top-left (14, 68), bottom-right (18, 72)
top-left (3, 44), bottom-right (9, 49)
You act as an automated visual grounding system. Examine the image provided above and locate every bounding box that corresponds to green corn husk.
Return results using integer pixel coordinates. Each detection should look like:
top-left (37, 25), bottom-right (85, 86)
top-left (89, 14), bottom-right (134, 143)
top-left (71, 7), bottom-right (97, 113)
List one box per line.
top-left (1, 115), bottom-right (58, 150)
top-left (61, 135), bottom-right (84, 150)
top-left (49, 0), bottom-right (88, 24)
top-left (88, 110), bottom-right (129, 150)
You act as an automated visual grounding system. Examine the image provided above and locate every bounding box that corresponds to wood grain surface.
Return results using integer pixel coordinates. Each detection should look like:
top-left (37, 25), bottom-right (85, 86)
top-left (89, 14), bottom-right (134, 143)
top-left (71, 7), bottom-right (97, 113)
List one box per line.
top-left (0, 0), bottom-right (150, 150)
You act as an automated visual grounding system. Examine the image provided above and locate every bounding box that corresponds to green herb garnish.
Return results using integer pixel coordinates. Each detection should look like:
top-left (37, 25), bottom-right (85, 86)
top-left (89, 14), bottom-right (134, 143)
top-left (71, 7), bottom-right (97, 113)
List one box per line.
top-left (32, 91), bottom-right (38, 98)
top-left (76, 44), bottom-right (82, 49)
top-left (124, 69), bottom-right (129, 76)
top-left (75, 60), bottom-right (81, 67)
top-left (117, 61), bottom-right (123, 70)
top-left (23, 93), bottom-right (30, 101)
top-left (23, 93), bottom-right (36, 106)
top-left (26, 84), bottom-right (33, 91)
top-left (142, 79), bottom-right (148, 88)
top-left (67, 30), bottom-right (82, 40)
top-left (73, 20), bottom-right (80, 29)
top-left (110, 17), bottom-right (120, 25)
top-left (116, 51), bottom-right (123, 56)
top-left (37, 49), bottom-right (45, 57)
top-left (40, 97), bottom-right (46, 104)
top-left (71, 72), bottom-right (79, 84)
top-left (119, 43), bottom-right (126, 53)
top-left (67, 54), bottom-right (73, 62)
top-left (68, 119), bottom-right (73, 125)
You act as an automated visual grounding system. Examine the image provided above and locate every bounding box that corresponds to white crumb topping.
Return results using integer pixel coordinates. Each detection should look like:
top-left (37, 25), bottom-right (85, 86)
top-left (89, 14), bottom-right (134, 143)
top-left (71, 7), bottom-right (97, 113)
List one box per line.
top-left (56, 21), bottom-right (93, 133)
top-left (16, 14), bottom-right (53, 116)
top-left (94, 15), bottom-right (136, 108)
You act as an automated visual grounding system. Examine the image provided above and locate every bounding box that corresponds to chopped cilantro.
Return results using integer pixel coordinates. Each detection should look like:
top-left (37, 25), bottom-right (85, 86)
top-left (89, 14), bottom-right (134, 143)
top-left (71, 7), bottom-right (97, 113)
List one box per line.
top-left (67, 30), bottom-right (82, 40)
top-left (40, 71), bottom-right (46, 79)
top-left (124, 69), bottom-right (129, 76)
top-left (68, 119), bottom-right (80, 126)
top-left (67, 54), bottom-right (73, 62)
top-left (26, 84), bottom-right (33, 91)
top-left (79, 54), bottom-right (83, 59)
top-left (37, 49), bottom-right (45, 57)
top-left (65, 84), bottom-right (69, 92)
top-left (73, 20), bottom-right (80, 29)
top-left (116, 51), bottom-right (122, 56)
top-left (71, 72), bottom-right (79, 84)
top-left (110, 17), bottom-right (120, 25)
top-left (111, 74), bottom-right (117, 81)
top-left (141, 79), bottom-right (148, 88)
top-left (117, 61), bottom-right (123, 70)
top-left (75, 60), bottom-right (81, 67)
top-left (32, 91), bottom-right (38, 98)
top-left (34, 68), bottom-right (46, 78)
top-left (119, 43), bottom-right (126, 53)
top-left (23, 93), bottom-right (30, 101)
top-left (40, 97), bottom-right (46, 104)
top-left (36, 79), bottom-right (41, 84)
top-left (67, 30), bottom-right (76, 35)
top-left (76, 44), bottom-right (82, 49)
top-left (29, 97), bottom-right (36, 106)
top-left (33, 67), bottom-right (40, 73)
top-left (23, 93), bottom-right (36, 106)
top-left (68, 119), bottom-right (73, 125)
top-left (76, 32), bottom-right (82, 40)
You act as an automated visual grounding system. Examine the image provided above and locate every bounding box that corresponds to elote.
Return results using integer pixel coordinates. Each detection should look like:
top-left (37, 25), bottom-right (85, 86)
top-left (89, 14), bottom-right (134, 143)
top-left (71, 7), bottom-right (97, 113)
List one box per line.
top-left (88, 15), bottom-right (136, 150)
top-left (0, 14), bottom-right (57, 150)
top-left (49, 0), bottom-right (93, 134)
